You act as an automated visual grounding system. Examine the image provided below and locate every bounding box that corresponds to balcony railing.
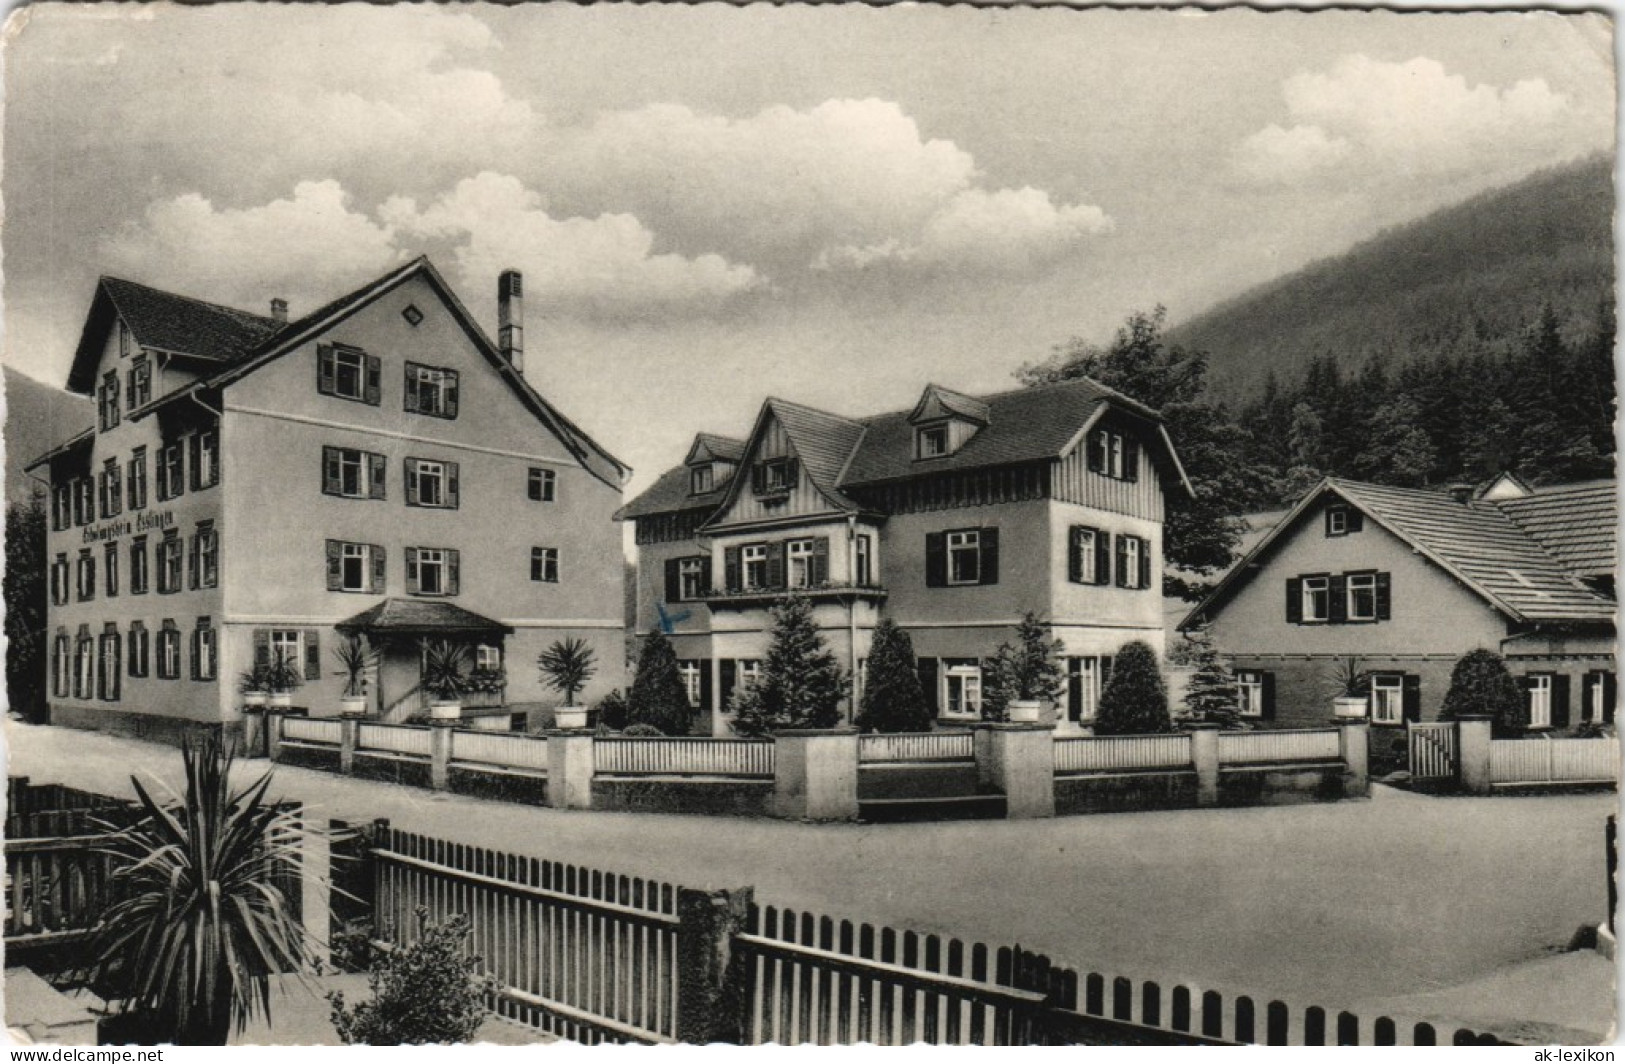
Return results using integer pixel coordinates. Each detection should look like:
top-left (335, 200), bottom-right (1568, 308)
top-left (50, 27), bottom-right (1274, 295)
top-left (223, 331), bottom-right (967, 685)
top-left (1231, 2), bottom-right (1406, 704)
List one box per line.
top-left (704, 582), bottom-right (888, 609)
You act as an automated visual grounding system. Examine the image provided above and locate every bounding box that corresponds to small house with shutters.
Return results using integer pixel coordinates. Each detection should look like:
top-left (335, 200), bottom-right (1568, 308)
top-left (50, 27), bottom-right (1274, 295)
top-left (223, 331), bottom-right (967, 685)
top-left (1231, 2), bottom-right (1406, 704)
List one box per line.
top-left (1180, 476), bottom-right (1616, 750)
top-left (27, 257), bottom-right (628, 745)
top-left (618, 377), bottom-right (1192, 735)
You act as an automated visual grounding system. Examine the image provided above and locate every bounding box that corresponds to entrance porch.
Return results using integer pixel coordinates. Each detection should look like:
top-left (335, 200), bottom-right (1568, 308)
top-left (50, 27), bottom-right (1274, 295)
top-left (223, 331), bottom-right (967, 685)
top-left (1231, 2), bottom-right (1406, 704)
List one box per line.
top-left (336, 598), bottom-right (513, 722)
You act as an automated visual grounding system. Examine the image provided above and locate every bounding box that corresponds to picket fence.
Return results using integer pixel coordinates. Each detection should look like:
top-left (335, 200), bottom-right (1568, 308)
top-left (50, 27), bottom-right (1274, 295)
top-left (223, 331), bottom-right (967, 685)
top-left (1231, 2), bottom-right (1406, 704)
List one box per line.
top-left (1490, 738), bottom-right (1619, 786)
top-left (1408, 722), bottom-right (1458, 781)
top-left (454, 731), bottom-right (551, 773)
top-left (594, 737), bottom-right (774, 778)
top-left (858, 731), bottom-right (975, 764)
top-left (283, 717), bottom-right (343, 746)
top-left (358, 723), bottom-right (433, 758)
top-left (1055, 734), bottom-right (1191, 773)
top-left (1218, 729), bottom-right (1342, 764)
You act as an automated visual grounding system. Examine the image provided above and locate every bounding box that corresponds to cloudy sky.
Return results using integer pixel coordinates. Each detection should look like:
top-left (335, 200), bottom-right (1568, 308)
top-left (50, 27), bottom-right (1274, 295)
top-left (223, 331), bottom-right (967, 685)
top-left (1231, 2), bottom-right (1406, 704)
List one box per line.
top-left (3, 4), bottom-right (1612, 489)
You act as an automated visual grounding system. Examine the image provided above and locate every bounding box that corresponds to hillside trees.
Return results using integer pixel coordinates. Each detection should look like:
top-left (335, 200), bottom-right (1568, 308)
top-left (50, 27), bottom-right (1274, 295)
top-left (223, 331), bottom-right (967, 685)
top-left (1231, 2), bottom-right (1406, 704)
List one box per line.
top-left (4, 498), bottom-right (48, 723)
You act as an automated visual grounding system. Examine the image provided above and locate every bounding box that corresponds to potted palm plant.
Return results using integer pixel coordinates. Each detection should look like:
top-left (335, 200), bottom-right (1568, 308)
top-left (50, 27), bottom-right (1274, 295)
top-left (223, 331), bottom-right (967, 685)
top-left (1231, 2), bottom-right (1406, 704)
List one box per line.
top-left (1327, 656), bottom-right (1370, 717)
top-left (265, 649), bottom-right (303, 709)
top-left (332, 634), bottom-right (379, 717)
top-left (420, 640), bottom-right (470, 721)
top-left (85, 731), bottom-right (312, 1044)
top-left (238, 666), bottom-right (270, 709)
top-left (539, 637), bottom-right (598, 730)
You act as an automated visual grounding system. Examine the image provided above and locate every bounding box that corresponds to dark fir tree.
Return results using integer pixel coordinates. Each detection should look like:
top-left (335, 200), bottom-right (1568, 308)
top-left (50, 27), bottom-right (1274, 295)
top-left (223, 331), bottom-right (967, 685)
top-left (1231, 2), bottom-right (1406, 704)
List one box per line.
top-left (730, 596), bottom-right (846, 737)
top-left (1440, 648), bottom-right (1527, 739)
top-left (980, 612), bottom-right (1066, 722)
top-left (854, 620), bottom-right (933, 733)
top-left (1179, 629), bottom-right (1241, 728)
top-left (626, 630), bottom-right (695, 735)
top-left (1095, 641), bottom-right (1172, 735)
top-left (4, 498), bottom-right (48, 723)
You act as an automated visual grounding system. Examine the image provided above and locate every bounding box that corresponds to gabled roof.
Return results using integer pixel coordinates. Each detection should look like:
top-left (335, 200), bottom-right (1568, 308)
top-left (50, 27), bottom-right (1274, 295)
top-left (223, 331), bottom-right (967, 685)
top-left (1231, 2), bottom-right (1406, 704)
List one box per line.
top-left (910, 384), bottom-right (990, 425)
top-left (335, 598), bottom-right (512, 636)
top-left (108, 258), bottom-right (628, 488)
top-left (686, 433), bottom-right (746, 466)
top-left (1182, 477), bottom-right (1617, 630)
top-left (618, 375), bottom-right (1192, 522)
top-left (1496, 480), bottom-right (1617, 579)
top-left (614, 463), bottom-right (729, 520)
top-left (66, 277), bottom-right (284, 393)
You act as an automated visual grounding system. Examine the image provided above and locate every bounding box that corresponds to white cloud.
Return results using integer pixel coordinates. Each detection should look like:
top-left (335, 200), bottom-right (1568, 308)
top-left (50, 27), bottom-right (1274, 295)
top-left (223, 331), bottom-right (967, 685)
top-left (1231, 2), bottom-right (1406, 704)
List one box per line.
top-left (383, 173), bottom-right (763, 319)
top-left (1233, 55), bottom-right (1609, 186)
top-left (102, 181), bottom-right (403, 312)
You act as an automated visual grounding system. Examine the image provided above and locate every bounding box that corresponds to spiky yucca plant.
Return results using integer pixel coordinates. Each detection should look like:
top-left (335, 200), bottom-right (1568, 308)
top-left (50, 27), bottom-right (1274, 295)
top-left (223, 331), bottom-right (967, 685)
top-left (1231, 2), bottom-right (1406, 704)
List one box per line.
top-left (87, 732), bottom-right (311, 1044)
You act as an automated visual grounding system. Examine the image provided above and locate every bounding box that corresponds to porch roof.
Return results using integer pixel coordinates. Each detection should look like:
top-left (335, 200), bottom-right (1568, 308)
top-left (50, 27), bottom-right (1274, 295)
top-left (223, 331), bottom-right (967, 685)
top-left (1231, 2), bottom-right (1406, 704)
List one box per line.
top-left (336, 598), bottom-right (513, 637)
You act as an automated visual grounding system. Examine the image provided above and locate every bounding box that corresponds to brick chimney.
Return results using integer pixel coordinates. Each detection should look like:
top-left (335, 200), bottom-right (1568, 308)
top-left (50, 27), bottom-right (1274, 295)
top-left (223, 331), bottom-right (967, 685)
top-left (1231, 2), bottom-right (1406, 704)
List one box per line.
top-left (270, 298), bottom-right (288, 323)
top-left (497, 270), bottom-right (524, 374)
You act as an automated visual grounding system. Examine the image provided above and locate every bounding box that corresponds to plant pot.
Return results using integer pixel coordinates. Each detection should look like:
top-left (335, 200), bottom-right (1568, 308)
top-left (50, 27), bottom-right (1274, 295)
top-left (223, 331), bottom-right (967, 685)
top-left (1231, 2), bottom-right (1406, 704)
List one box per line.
top-left (428, 700), bottom-right (463, 721)
top-left (554, 705), bottom-right (591, 730)
top-left (242, 691), bottom-right (267, 709)
top-left (269, 691), bottom-right (293, 709)
top-left (340, 695), bottom-right (368, 717)
top-left (1333, 696), bottom-right (1368, 718)
top-left (1007, 699), bottom-right (1045, 724)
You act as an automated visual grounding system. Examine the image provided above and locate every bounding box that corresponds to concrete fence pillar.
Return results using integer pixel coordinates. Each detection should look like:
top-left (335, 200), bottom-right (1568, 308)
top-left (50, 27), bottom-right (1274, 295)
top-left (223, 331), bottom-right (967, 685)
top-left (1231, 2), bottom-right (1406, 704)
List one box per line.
top-left (328, 817), bottom-right (389, 971)
top-left (265, 708), bottom-right (288, 763)
top-left (973, 724), bottom-right (1055, 819)
top-left (1455, 715), bottom-right (1494, 795)
top-left (1190, 724), bottom-right (1220, 806)
top-left (1334, 718), bottom-right (1370, 798)
top-left (771, 729), bottom-right (859, 821)
top-left (675, 885), bottom-right (754, 1044)
top-left (241, 707), bottom-right (267, 759)
top-left (340, 714), bottom-right (362, 775)
top-left (547, 732), bottom-right (597, 810)
top-left (428, 720), bottom-right (455, 791)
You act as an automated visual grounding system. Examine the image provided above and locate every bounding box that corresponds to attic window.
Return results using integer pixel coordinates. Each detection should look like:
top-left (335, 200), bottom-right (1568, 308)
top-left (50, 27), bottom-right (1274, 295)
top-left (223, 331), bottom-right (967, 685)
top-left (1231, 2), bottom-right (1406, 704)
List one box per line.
top-left (917, 424), bottom-right (950, 460)
top-left (401, 304), bottom-right (424, 327)
top-left (1324, 505), bottom-right (1362, 537)
top-left (691, 465), bottom-right (715, 495)
top-left (752, 457), bottom-right (797, 497)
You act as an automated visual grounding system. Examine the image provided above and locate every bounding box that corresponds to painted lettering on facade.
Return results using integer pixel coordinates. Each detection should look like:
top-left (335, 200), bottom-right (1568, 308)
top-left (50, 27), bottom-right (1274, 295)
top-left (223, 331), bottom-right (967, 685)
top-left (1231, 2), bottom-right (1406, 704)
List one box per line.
top-left (81, 509), bottom-right (174, 544)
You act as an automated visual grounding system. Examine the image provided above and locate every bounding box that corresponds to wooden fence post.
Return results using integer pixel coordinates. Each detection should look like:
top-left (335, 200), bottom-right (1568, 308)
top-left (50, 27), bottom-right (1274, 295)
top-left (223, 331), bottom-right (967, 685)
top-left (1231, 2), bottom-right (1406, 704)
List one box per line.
top-left (329, 817), bottom-right (390, 971)
top-left (675, 885), bottom-right (754, 1044)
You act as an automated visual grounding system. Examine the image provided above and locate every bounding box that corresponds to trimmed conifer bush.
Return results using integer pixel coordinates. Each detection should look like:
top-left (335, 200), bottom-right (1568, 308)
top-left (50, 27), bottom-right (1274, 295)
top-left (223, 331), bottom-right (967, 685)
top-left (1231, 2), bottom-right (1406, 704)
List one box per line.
top-left (981, 612), bottom-right (1065, 722)
top-left (1180, 629), bottom-right (1241, 728)
top-left (1095, 640), bottom-right (1172, 735)
top-left (1440, 648), bottom-right (1527, 738)
top-left (730, 596), bottom-right (846, 737)
top-left (626, 630), bottom-right (695, 736)
top-left (855, 620), bottom-right (933, 733)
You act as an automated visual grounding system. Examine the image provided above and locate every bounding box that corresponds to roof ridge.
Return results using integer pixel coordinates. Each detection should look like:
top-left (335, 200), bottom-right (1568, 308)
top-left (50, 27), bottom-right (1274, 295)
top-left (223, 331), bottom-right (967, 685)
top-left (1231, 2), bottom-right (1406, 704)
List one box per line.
top-left (765, 395), bottom-right (865, 426)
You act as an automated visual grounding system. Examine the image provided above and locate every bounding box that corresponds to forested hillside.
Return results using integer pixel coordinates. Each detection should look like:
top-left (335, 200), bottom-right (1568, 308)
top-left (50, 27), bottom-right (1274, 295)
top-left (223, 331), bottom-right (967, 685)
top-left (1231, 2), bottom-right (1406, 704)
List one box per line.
top-left (3, 366), bottom-right (92, 505)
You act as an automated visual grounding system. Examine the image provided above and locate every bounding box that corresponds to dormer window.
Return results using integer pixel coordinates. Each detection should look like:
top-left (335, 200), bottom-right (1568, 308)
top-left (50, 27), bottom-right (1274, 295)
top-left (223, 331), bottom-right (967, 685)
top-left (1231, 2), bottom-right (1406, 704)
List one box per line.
top-left (917, 424), bottom-right (950, 460)
top-left (1086, 428), bottom-right (1138, 483)
top-left (692, 465), bottom-right (715, 495)
top-left (752, 457), bottom-right (797, 497)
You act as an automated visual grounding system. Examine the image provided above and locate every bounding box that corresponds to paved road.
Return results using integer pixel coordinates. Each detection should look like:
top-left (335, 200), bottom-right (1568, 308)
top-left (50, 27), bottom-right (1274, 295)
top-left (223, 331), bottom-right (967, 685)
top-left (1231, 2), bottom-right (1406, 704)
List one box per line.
top-left (6, 721), bottom-right (1614, 1030)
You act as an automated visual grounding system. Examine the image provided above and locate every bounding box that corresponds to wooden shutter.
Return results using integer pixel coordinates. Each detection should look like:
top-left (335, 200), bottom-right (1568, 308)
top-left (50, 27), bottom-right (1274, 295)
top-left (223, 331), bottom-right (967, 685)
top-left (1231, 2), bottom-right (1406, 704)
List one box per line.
top-left (1123, 437), bottom-right (1140, 483)
top-left (785, 457), bottom-right (801, 488)
top-left (1604, 673), bottom-right (1617, 725)
top-left (254, 629), bottom-right (271, 670)
top-left (326, 540), bottom-right (343, 591)
top-left (1095, 532), bottom-right (1112, 586)
top-left (766, 542), bottom-right (786, 589)
top-left (724, 547), bottom-right (742, 593)
top-left (917, 657), bottom-right (939, 714)
top-left (1068, 528), bottom-right (1083, 584)
top-left (979, 528), bottom-right (1000, 586)
top-left (405, 459), bottom-right (420, 505)
top-left (304, 630), bottom-right (321, 681)
top-left (1138, 537), bottom-right (1152, 591)
top-left (1375, 572), bottom-right (1391, 621)
top-left (1583, 673), bottom-right (1598, 723)
top-left (1402, 674), bottom-right (1421, 723)
top-left (405, 367), bottom-right (420, 412)
top-left (207, 628), bottom-right (216, 681)
top-left (720, 659), bottom-right (738, 712)
top-left (925, 532), bottom-right (947, 588)
top-left (751, 464), bottom-right (766, 495)
top-left (697, 660), bottom-right (713, 717)
top-left (812, 537), bottom-right (830, 586)
top-left (1261, 672), bottom-right (1277, 721)
top-left (317, 344), bottom-right (335, 394)
top-left (664, 558), bottom-right (682, 603)
top-left (189, 628), bottom-right (200, 682)
top-left (1114, 536), bottom-right (1129, 588)
top-left (1086, 431), bottom-right (1104, 473)
top-left (444, 371), bottom-right (460, 418)
top-left (371, 544), bottom-right (386, 593)
top-left (1328, 575), bottom-right (1348, 624)
top-left (188, 534), bottom-right (200, 590)
top-left (323, 446), bottom-right (342, 495)
top-left (700, 557), bottom-right (714, 595)
top-left (446, 461), bottom-right (460, 509)
top-left (364, 354), bottom-right (381, 405)
top-left (447, 550), bottom-right (460, 596)
top-left (1286, 578), bottom-right (1303, 623)
top-left (1552, 674), bottom-right (1571, 729)
top-left (368, 453), bottom-right (387, 499)
top-left (1347, 509), bottom-right (1365, 533)
top-left (1067, 658), bottom-right (1082, 721)
top-left (405, 548), bottom-right (420, 593)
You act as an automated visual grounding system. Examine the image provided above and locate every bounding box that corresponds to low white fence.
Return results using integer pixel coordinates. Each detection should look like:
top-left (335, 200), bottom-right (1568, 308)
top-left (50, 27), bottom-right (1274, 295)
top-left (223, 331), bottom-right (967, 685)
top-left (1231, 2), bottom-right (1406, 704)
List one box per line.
top-left (1218, 729), bottom-right (1341, 765)
top-left (452, 730), bottom-right (550, 773)
top-left (1490, 738), bottom-right (1619, 785)
top-left (1055, 733), bottom-right (1192, 774)
top-left (357, 723), bottom-right (432, 758)
top-left (281, 717), bottom-right (343, 745)
top-left (595, 737), bottom-right (775, 778)
top-left (1407, 722), bottom-right (1458, 781)
top-left (858, 731), bottom-right (975, 764)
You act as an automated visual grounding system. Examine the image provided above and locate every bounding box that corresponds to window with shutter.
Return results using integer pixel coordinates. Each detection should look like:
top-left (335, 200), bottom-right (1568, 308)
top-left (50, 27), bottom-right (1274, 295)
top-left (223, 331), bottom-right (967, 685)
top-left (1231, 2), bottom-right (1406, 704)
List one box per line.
top-left (404, 362), bottom-right (459, 418)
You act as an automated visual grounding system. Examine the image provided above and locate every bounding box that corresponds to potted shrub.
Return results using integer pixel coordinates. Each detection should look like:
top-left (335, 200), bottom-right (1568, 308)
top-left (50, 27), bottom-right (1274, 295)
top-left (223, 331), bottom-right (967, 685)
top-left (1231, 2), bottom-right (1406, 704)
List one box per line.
top-left (539, 637), bottom-right (598, 730)
top-left (420, 640), bottom-right (470, 721)
top-left (1327, 657), bottom-right (1370, 717)
top-left (265, 650), bottom-right (303, 709)
top-left (333, 634), bottom-right (379, 717)
top-left (238, 666), bottom-right (270, 709)
top-left (982, 613), bottom-right (1065, 724)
